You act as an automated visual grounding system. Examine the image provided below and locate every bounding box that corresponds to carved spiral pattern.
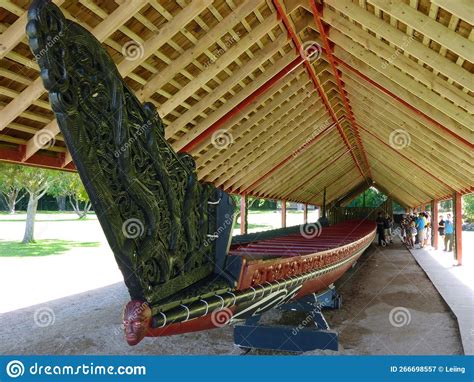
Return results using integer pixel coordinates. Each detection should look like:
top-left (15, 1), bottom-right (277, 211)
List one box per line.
top-left (26, 0), bottom-right (231, 304)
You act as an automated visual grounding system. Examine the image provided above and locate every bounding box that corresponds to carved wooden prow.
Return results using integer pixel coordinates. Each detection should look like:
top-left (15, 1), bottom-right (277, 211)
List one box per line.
top-left (26, 0), bottom-right (235, 308)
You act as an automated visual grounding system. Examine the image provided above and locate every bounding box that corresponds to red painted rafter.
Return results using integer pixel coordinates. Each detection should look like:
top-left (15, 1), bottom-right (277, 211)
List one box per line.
top-left (308, 170), bottom-right (363, 206)
top-left (310, 1), bottom-right (372, 180)
top-left (180, 56), bottom-right (304, 153)
top-left (281, 147), bottom-right (352, 200)
top-left (272, 0), bottom-right (368, 183)
top-left (366, 151), bottom-right (427, 204)
top-left (239, 118), bottom-right (340, 195)
top-left (0, 146), bottom-right (76, 171)
top-left (358, 125), bottom-right (456, 193)
top-left (336, 58), bottom-right (473, 150)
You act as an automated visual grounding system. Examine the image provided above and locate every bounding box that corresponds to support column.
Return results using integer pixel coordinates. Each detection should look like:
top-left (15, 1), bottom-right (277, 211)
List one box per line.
top-left (281, 200), bottom-right (287, 228)
top-left (303, 204), bottom-right (308, 224)
top-left (432, 199), bottom-right (439, 250)
top-left (454, 192), bottom-right (463, 265)
top-left (322, 187), bottom-right (327, 219)
top-left (240, 194), bottom-right (247, 235)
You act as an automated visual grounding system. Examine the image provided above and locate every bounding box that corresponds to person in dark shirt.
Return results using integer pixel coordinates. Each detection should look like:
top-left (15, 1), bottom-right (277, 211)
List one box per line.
top-left (384, 213), bottom-right (393, 244)
top-left (376, 212), bottom-right (385, 246)
top-left (438, 215), bottom-right (445, 237)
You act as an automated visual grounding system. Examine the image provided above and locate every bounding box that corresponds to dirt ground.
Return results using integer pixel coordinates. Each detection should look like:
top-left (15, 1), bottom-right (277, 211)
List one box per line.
top-left (0, 239), bottom-right (462, 355)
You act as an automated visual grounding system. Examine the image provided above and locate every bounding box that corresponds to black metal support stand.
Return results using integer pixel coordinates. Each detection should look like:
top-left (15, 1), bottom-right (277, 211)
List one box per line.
top-left (234, 286), bottom-right (341, 352)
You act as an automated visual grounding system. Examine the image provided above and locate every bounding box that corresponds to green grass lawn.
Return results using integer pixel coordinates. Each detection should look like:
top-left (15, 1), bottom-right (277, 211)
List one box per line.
top-left (0, 211), bottom-right (89, 215)
top-left (0, 218), bottom-right (95, 222)
top-left (234, 222), bottom-right (272, 230)
top-left (0, 240), bottom-right (100, 257)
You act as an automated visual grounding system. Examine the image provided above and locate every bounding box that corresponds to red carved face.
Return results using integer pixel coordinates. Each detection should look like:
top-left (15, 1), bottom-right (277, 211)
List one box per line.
top-left (123, 300), bottom-right (151, 346)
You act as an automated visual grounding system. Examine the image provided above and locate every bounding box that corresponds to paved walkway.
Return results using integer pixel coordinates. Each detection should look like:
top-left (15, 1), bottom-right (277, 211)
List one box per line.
top-left (409, 243), bottom-right (473, 355)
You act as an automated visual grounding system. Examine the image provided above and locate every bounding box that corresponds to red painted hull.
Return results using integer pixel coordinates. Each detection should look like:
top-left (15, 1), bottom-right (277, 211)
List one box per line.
top-left (145, 220), bottom-right (375, 337)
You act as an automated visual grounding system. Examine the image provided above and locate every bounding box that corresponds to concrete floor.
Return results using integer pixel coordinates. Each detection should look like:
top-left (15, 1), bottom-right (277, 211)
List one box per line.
top-left (409, 244), bottom-right (473, 355)
top-left (0, 239), bottom-right (462, 355)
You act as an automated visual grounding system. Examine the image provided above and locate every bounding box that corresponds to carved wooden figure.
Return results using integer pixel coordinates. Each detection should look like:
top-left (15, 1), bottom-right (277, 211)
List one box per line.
top-left (27, 0), bottom-right (375, 346)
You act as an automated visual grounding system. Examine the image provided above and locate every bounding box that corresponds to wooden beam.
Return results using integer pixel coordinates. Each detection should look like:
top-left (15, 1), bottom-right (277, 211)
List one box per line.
top-left (158, 15), bottom-right (279, 118)
top-left (326, 0), bottom-right (474, 92)
top-left (351, 103), bottom-right (471, 191)
top-left (256, 127), bottom-right (345, 196)
top-left (240, 195), bottom-right (247, 235)
top-left (281, 200), bottom-right (287, 228)
top-left (166, 36), bottom-right (287, 141)
top-left (0, 0), bottom-right (66, 59)
top-left (335, 56), bottom-right (473, 150)
top-left (197, 80), bottom-right (315, 178)
top-left (367, 0), bottom-right (473, 62)
top-left (330, 31), bottom-right (473, 136)
top-left (241, 117), bottom-right (338, 194)
top-left (116, 0), bottom-right (213, 77)
top-left (224, 107), bottom-right (331, 191)
top-left (321, 8), bottom-right (472, 112)
top-left (359, 127), bottom-right (454, 194)
top-left (342, 75), bottom-right (472, 165)
top-left (310, 1), bottom-right (372, 179)
top-left (454, 192), bottom-right (463, 265)
top-left (279, 146), bottom-right (350, 200)
top-left (432, 200), bottom-right (439, 250)
top-left (174, 55), bottom-right (301, 152)
top-left (431, 0), bottom-right (474, 25)
top-left (260, 131), bottom-right (345, 197)
top-left (303, 204), bottom-right (308, 224)
top-left (273, 0), bottom-right (369, 183)
top-left (0, 0), bottom-right (149, 134)
top-left (138, 0), bottom-right (262, 100)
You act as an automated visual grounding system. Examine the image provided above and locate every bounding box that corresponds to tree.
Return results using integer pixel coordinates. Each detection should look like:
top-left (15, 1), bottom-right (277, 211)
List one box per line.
top-left (439, 199), bottom-right (453, 212)
top-left (17, 166), bottom-right (60, 243)
top-left (231, 195), bottom-right (267, 223)
top-left (349, 187), bottom-right (387, 208)
top-left (66, 175), bottom-right (92, 219)
top-left (0, 163), bottom-right (26, 214)
top-left (463, 194), bottom-right (474, 222)
top-left (48, 172), bottom-right (92, 218)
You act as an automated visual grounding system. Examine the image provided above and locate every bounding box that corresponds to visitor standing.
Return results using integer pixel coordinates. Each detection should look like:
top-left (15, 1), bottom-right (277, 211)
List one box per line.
top-left (438, 215), bottom-right (445, 241)
top-left (376, 212), bottom-right (385, 246)
top-left (384, 213), bottom-right (392, 244)
top-left (444, 214), bottom-right (454, 252)
top-left (415, 213), bottom-right (426, 249)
